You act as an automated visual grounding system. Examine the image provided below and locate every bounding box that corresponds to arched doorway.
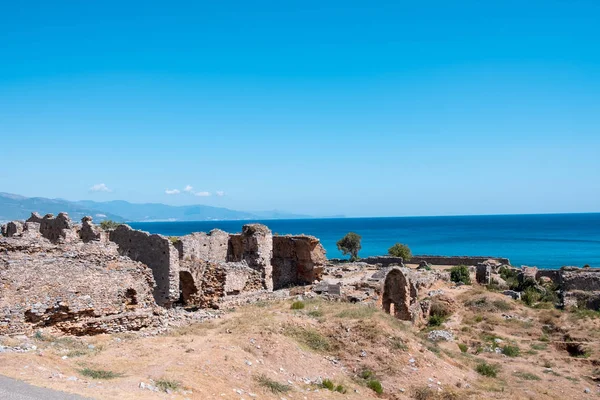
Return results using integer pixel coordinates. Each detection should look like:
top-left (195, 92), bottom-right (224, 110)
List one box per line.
top-left (382, 268), bottom-right (411, 320)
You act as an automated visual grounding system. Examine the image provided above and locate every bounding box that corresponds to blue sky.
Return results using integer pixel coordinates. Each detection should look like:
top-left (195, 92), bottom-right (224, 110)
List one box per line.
top-left (1, 1), bottom-right (599, 217)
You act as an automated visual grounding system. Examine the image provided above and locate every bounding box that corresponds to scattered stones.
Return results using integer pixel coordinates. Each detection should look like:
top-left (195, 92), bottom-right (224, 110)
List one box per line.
top-left (427, 330), bottom-right (454, 342)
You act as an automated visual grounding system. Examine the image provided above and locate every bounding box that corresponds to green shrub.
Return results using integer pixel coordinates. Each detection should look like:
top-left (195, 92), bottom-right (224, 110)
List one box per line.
top-left (291, 301), bottom-right (305, 310)
top-left (449, 265), bottom-right (471, 285)
top-left (155, 378), bottom-right (181, 392)
top-left (428, 314), bottom-right (446, 327)
top-left (360, 369), bottom-right (374, 380)
top-left (99, 220), bottom-right (120, 230)
top-left (522, 287), bottom-right (542, 306)
top-left (475, 362), bottom-right (500, 378)
top-left (457, 343), bottom-right (468, 353)
top-left (307, 309), bottom-right (323, 318)
top-left (501, 344), bottom-right (520, 357)
top-left (321, 379), bottom-right (334, 390)
top-left (388, 243), bottom-right (412, 259)
top-left (255, 374), bottom-right (290, 394)
top-left (284, 326), bottom-right (331, 352)
top-left (367, 379), bottom-right (383, 394)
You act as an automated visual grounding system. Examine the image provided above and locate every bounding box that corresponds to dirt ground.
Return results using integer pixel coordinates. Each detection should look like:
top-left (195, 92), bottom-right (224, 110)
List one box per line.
top-left (1, 276), bottom-right (600, 400)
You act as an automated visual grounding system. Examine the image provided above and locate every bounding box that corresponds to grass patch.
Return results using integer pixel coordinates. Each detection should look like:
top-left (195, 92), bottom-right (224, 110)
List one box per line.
top-left (336, 305), bottom-right (376, 319)
top-left (321, 379), bottom-right (346, 393)
top-left (390, 336), bottom-right (408, 351)
top-left (78, 368), bottom-right (123, 380)
top-left (307, 309), bottom-right (323, 318)
top-left (502, 344), bottom-right (521, 357)
top-left (475, 362), bottom-right (500, 378)
top-left (290, 301), bottom-right (305, 310)
top-left (255, 374), bottom-right (291, 394)
top-left (458, 343), bottom-right (468, 353)
top-left (531, 343), bottom-right (548, 350)
top-left (284, 326), bottom-right (332, 352)
top-left (513, 371), bottom-right (541, 381)
top-left (428, 313), bottom-right (446, 327)
top-left (155, 378), bottom-right (181, 392)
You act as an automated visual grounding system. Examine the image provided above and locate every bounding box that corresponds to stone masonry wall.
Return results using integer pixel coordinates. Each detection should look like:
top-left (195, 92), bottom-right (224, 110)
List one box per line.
top-left (109, 225), bottom-right (179, 307)
top-left (174, 229), bottom-right (229, 263)
top-left (26, 212), bottom-right (79, 243)
top-left (227, 224), bottom-right (273, 291)
top-left (408, 255), bottom-right (511, 266)
top-left (272, 235), bottom-right (326, 289)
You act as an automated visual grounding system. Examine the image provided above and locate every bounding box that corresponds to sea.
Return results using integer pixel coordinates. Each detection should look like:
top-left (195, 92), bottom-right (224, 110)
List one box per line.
top-left (129, 213), bottom-right (600, 269)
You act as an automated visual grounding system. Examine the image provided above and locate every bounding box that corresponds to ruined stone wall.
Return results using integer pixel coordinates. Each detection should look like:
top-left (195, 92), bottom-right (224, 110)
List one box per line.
top-left (358, 256), bottom-right (404, 267)
top-left (109, 225), bottom-right (179, 307)
top-left (0, 235), bottom-right (158, 335)
top-left (408, 255), bottom-right (511, 266)
top-left (79, 216), bottom-right (107, 243)
top-left (174, 229), bottom-right (229, 262)
top-left (26, 212), bottom-right (79, 243)
top-left (272, 235), bottom-right (326, 289)
top-left (227, 224), bottom-right (273, 290)
top-left (178, 260), bottom-right (262, 309)
top-left (1, 221), bottom-right (24, 237)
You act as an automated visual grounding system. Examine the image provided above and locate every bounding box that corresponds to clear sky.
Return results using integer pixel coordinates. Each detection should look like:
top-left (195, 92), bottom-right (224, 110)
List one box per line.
top-left (1, 1), bottom-right (599, 217)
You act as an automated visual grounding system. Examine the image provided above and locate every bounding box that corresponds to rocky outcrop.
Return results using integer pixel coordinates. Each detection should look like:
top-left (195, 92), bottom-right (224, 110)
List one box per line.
top-left (1, 221), bottom-right (24, 237)
top-left (560, 267), bottom-right (600, 309)
top-left (0, 235), bottom-right (158, 336)
top-left (272, 235), bottom-right (326, 289)
top-left (109, 225), bottom-right (180, 308)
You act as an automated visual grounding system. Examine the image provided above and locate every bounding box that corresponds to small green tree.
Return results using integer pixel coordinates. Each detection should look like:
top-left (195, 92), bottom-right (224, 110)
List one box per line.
top-left (337, 232), bottom-right (362, 261)
top-left (99, 220), bottom-right (120, 230)
top-left (388, 243), bottom-right (412, 260)
top-left (450, 265), bottom-right (471, 285)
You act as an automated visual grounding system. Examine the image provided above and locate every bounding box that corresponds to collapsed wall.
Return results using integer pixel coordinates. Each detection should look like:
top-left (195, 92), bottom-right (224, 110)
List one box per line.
top-left (559, 267), bottom-right (600, 309)
top-left (272, 235), bottom-right (326, 289)
top-left (0, 231), bottom-right (158, 336)
top-left (109, 225), bottom-right (180, 307)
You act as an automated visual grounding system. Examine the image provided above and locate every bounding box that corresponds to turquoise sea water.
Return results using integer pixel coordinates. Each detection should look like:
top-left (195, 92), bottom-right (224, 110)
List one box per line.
top-left (130, 213), bottom-right (600, 269)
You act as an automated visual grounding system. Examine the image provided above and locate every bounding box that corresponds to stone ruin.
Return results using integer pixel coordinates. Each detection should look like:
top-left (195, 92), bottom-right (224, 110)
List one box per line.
top-left (0, 212), bottom-right (328, 335)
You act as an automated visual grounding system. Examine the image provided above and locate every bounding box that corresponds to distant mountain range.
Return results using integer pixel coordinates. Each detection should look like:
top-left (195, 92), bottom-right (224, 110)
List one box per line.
top-left (0, 192), bottom-right (310, 223)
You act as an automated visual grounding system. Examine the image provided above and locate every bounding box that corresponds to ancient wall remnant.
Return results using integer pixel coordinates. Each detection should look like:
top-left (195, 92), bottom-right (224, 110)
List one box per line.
top-left (408, 255), bottom-right (511, 266)
top-left (382, 267), bottom-right (412, 320)
top-left (476, 263), bottom-right (492, 285)
top-left (0, 235), bottom-right (158, 335)
top-left (272, 235), bottom-right (326, 289)
top-left (356, 256), bottom-right (404, 268)
top-left (1, 221), bottom-right (24, 237)
top-left (228, 224), bottom-right (273, 291)
top-left (109, 225), bottom-right (180, 307)
top-left (26, 212), bottom-right (78, 243)
top-left (174, 229), bottom-right (229, 263)
top-left (559, 267), bottom-right (600, 309)
top-left (79, 216), bottom-right (106, 243)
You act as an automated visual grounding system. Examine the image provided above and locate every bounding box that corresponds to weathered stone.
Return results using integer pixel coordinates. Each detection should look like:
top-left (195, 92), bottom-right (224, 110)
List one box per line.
top-left (175, 229), bottom-right (229, 262)
top-left (272, 235), bottom-right (326, 289)
top-left (228, 224), bottom-right (273, 291)
top-left (476, 263), bottom-right (492, 285)
top-left (26, 212), bottom-right (77, 243)
top-left (109, 225), bottom-right (180, 307)
top-left (79, 216), bottom-right (106, 243)
top-left (3, 221), bottom-right (24, 237)
top-left (503, 290), bottom-right (521, 300)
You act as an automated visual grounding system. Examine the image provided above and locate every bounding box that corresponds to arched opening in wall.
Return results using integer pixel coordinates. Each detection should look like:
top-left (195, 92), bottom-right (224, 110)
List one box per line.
top-left (178, 271), bottom-right (199, 306)
top-left (382, 268), bottom-right (411, 320)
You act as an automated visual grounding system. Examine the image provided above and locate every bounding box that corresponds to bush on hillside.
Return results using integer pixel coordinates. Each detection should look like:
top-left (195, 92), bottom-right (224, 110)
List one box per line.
top-left (450, 265), bottom-right (471, 285)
